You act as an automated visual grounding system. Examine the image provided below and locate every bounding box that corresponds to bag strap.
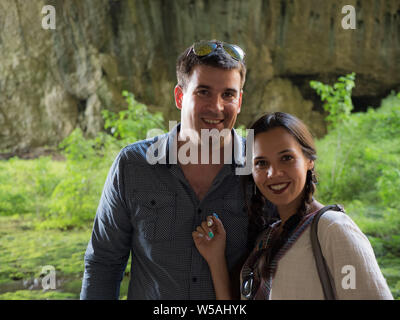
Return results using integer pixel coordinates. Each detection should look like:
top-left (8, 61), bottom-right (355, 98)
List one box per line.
top-left (310, 204), bottom-right (345, 300)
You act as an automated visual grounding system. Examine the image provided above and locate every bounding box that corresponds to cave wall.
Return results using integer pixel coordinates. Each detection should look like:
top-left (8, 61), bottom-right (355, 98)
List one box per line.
top-left (0, 0), bottom-right (399, 152)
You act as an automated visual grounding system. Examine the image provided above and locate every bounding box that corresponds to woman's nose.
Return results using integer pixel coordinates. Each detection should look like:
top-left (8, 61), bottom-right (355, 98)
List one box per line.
top-left (266, 166), bottom-right (282, 178)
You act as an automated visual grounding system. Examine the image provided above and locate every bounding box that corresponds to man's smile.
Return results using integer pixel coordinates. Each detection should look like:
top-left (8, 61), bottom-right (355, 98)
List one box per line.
top-left (202, 118), bottom-right (224, 124)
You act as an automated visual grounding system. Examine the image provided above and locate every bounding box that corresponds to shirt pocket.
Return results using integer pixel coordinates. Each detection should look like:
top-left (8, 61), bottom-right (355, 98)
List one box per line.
top-left (133, 191), bottom-right (176, 242)
top-left (204, 196), bottom-right (248, 248)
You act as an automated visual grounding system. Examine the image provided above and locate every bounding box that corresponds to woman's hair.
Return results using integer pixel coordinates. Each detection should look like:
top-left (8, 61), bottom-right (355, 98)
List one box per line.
top-left (242, 112), bottom-right (317, 280)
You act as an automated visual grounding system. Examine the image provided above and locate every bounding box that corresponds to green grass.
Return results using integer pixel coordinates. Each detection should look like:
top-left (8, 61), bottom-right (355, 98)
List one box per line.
top-left (0, 214), bottom-right (89, 299)
top-left (0, 214), bottom-right (131, 300)
top-left (0, 290), bottom-right (77, 300)
top-left (0, 157), bottom-right (66, 217)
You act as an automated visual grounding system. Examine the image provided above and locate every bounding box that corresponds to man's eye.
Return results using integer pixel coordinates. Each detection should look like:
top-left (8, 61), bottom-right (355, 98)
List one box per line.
top-left (223, 92), bottom-right (235, 99)
top-left (197, 90), bottom-right (209, 96)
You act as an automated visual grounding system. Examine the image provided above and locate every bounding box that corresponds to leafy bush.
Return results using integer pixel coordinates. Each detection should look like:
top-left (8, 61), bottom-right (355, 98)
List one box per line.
top-left (102, 91), bottom-right (165, 145)
top-left (310, 73), bottom-right (355, 130)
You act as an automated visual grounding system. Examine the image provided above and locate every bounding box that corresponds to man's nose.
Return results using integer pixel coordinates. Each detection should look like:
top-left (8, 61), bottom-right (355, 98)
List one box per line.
top-left (209, 94), bottom-right (224, 112)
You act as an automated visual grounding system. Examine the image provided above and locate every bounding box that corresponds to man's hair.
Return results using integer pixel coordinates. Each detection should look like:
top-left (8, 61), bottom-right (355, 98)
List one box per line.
top-left (176, 40), bottom-right (247, 91)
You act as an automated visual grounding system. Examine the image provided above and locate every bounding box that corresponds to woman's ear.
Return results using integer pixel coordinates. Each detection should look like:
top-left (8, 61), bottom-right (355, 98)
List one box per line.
top-left (308, 160), bottom-right (315, 171)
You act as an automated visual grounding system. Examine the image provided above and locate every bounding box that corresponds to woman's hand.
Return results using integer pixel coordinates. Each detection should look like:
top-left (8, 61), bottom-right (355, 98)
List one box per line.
top-left (192, 213), bottom-right (226, 266)
top-left (192, 214), bottom-right (232, 299)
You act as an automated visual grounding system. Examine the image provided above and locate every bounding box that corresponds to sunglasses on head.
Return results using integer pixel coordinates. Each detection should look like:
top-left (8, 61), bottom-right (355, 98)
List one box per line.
top-left (191, 40), bottom-right (245, 62)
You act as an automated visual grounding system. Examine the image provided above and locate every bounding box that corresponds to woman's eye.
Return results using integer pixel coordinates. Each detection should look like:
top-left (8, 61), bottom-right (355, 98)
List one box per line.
top-left (282, 155), bottom-right (294, 161)
top-left (255, 160), bottom-right (267, 168)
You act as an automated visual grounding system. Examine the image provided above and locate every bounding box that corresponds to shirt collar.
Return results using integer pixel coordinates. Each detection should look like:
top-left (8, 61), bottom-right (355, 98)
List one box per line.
top-left (156, 123), bottom-right (246, 167)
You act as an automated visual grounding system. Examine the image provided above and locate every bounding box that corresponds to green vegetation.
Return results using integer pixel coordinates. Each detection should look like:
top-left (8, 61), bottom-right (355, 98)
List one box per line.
top-left (0, 84), bottom-right (399, 299)
top-left (0, 92), bottom-right (162, 299)
top-left (310, 72), bottom-right (355, 131)
top-left (312, 74), bottom-right (400, 298)
top-left (0, 92), bottom-right (165, 231)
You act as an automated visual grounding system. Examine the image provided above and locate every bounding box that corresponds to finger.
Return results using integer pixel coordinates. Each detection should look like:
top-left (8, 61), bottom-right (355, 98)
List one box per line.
top-left (192, 231), bottom-right (206, 245)
top-left (207, 213), bottom-right (220, 227)
top-left (208, 214), bottom-right (226, 235)
top-left (192, 230), bottom-right (204, 239)
top-left (196, 225), bottom-right (207, 236)
top-left (201, 220), bottom-right (210, 232)
top-left (205, 215), bottom-right (220, 231)
top-left (206, 218), bottom-right (217, 238)
top-left (197, 225), bottom-right (213, 241)
top-left (201, 221), bottom-right (214, 239)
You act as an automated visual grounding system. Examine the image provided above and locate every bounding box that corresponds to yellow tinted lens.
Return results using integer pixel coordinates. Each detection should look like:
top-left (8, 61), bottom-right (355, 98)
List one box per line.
top-left (223, 44), bottom-right (244, 61)
top-left (193, 42), bottom-right (216, 56)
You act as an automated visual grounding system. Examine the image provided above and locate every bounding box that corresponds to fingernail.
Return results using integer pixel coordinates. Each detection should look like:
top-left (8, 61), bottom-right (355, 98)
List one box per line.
top-left (207, 219), bottom-right (213, 227)
top-left (208, 231), bottom-right (214, 239)
top-left (213, 213), bottom-right (219, 219)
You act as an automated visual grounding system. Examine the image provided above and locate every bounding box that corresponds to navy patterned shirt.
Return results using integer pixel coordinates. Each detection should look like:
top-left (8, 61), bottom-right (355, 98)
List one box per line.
top-left (80, 124), bottom-right (250, 299)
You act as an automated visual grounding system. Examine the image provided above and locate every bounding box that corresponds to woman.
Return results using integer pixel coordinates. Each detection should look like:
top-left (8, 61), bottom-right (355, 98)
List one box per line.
top-left (192, 112), bottom-right (393, 300)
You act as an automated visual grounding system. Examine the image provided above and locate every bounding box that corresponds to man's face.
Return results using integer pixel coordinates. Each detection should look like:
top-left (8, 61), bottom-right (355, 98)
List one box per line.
top-left (174, 65), bottom-right (242, 144)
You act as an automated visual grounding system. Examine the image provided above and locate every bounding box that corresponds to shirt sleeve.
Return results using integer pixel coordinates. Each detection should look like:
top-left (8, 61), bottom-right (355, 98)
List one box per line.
top-left (80, 148), bottom-right (133, 300)
top-left (319, 211), bottom-right (393, 300)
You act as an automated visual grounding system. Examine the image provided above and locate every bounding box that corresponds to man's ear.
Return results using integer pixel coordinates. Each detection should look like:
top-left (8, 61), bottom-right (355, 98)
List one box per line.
top-left (174, 85), bottom-right (184, 110)
top-left (237, 90), bottom-right (243, 114)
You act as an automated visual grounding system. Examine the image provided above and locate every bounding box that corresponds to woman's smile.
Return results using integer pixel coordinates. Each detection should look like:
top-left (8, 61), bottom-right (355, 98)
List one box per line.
top-left (268, 182), bottom-right (291, 194)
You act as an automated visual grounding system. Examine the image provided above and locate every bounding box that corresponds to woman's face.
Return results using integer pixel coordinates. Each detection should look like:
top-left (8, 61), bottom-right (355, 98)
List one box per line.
top-left (252, 127), bottom-right (314, 213)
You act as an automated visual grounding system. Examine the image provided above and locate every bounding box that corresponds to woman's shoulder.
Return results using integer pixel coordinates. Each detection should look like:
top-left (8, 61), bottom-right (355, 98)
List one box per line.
top-left (316, 208), bottom-right (368, 243)
top-left (318, 208), bottom-right (353, 227)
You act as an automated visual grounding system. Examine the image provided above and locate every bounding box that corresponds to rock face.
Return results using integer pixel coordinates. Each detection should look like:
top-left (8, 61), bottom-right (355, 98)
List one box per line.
top-left (0, 0), bottom-right (399, 152)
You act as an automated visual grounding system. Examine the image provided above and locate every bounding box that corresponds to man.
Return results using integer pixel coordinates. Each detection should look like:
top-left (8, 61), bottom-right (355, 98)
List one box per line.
top-left (80, 40), bottom-right (249, 299)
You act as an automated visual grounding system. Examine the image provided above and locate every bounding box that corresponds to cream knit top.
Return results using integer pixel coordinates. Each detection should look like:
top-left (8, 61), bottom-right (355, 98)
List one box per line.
top-left (242, 210), bottom-right (393, 300)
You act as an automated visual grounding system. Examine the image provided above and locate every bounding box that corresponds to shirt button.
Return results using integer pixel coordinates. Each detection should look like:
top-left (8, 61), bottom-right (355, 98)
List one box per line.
top-left (192, 277), bottom-right (197, 282)
top-left (197, 208), bottom-right (202, 214)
